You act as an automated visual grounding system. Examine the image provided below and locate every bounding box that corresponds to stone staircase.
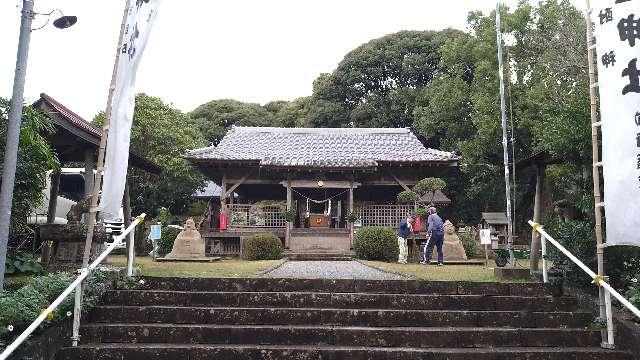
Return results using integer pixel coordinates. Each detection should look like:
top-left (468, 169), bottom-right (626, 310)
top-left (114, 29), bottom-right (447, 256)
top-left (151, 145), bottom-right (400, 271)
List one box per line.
top-left (56, 277), bottom-right (634, 360)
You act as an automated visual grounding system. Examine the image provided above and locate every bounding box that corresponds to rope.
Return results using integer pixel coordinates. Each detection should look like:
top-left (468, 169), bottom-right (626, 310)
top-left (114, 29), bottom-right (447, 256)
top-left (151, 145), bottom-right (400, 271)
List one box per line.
top-left (292, 189), bottom-right (349, 203)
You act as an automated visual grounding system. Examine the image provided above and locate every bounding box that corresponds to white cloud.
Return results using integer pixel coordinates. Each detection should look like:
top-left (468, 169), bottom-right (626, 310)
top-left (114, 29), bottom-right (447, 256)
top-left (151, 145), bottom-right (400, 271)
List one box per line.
top-left (0, 0), bottom-right (584, 120)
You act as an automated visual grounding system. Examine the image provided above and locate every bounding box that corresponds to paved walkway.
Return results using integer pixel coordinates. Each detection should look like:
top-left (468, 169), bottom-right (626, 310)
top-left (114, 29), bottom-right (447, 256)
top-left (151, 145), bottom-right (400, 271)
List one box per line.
top-left (263, 260), bottom-right (404, 280)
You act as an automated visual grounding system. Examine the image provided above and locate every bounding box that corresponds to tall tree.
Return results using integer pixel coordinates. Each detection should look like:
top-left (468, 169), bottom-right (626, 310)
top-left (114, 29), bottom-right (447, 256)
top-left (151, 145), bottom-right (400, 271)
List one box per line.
top-left (0, 98), bottom-right (58, 234)
top-left (190, 99), bottom-right (278, 145)
top-left (310, 29), bottom-right (465, 128)
top-left (95, 94), bottom-right (206, 217)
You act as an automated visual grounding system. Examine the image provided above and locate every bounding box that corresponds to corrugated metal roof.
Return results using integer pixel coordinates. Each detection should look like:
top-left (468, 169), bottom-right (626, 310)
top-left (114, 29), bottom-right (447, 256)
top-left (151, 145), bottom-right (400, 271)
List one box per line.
top-left (185, 126), bottom-right (458, 168)
top-left (481, 212), bottom-right (508, 225)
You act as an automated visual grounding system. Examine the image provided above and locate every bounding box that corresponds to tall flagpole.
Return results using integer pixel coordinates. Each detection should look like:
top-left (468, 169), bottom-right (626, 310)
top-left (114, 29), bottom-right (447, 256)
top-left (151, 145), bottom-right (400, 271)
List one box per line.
top-left (495, 1), bottom-right (515, 266)
top-left (71, 0), bottom-right (132, 346)
top-left (584, 0), bottom-right (608, 347)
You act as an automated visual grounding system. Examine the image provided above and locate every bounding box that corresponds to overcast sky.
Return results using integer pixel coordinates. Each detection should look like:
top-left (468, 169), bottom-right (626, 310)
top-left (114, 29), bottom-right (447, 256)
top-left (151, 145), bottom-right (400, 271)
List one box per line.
top-left (1, 0), bottom-right (584, 120)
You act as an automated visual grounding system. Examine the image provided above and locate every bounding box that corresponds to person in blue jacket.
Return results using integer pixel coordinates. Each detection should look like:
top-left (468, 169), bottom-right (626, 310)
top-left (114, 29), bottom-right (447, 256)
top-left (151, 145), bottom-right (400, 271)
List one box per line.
top-left (397, 213), bottom-right (416, 264)
top-left (423, 207), bottom-right (445, 266)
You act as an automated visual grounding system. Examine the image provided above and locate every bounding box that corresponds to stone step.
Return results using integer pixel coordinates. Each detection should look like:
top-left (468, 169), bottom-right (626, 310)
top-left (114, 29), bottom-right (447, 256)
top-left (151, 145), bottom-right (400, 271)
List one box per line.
top-left (133, 277), bottom-right (561, 297)
top-left (286, 254), bottom-right (353, 261)
top-left (56, 344), bottom-right (634, 360)
top-left (102, 290), bottom-right (578, 311)
top-left (90, 306), bottom-right (593, 328)
top-left (81, 324), bottom-right (602, 348)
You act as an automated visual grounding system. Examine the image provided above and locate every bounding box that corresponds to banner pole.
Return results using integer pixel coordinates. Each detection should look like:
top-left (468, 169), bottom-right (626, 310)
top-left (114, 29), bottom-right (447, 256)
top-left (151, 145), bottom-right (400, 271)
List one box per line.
top-left (72, 0), bottom-right (132, 346)
top-left (495, 1), bottom-right (515, 267)
top-left (584, 0), bottom-right (609, 348)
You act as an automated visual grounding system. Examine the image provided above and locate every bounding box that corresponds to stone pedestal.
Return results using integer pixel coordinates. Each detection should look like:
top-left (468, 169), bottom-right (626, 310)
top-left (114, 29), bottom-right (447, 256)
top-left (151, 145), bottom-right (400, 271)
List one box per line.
top-left (39, 223), bottom-right (108, 268)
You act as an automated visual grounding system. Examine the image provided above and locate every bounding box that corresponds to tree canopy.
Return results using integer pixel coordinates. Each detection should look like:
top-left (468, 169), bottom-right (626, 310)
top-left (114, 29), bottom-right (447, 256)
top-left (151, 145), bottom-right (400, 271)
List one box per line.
top-left (0, 98), bottom-right (58, 233)
top-left (95, 94), bottom-right (207, 217)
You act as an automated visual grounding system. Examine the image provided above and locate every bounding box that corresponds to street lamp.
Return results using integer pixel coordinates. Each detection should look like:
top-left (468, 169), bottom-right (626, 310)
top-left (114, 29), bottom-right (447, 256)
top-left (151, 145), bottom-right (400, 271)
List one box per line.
top-left (0, 0), bottom-right (76, 289)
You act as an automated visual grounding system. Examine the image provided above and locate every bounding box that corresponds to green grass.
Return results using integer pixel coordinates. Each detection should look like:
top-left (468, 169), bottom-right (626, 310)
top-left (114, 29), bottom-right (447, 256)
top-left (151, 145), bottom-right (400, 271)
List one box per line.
top-left (362, 259), bottom-right (540, 282)
top-left (107, 255), bottom-right (282, 278)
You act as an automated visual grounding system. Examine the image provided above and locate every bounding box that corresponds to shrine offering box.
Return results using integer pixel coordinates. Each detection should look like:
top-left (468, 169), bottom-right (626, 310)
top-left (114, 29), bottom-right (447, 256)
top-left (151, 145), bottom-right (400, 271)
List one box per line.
top-left (309, 214), bottom-right (330, 228)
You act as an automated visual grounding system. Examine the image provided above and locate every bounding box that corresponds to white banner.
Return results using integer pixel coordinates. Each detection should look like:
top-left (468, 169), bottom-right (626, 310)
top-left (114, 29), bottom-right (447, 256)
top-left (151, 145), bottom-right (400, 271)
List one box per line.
top-left (100, 0), bottom-right (161, 219)
top-left (593, 0), bottom-right (640, 246)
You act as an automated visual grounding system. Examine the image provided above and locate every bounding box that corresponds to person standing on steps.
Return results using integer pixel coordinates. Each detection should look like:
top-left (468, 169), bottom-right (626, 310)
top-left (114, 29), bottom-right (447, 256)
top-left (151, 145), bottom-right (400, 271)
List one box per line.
top-left (397, 213), bottom-right (416, 264)
top-left (423, 207), bottom-right (445, 266)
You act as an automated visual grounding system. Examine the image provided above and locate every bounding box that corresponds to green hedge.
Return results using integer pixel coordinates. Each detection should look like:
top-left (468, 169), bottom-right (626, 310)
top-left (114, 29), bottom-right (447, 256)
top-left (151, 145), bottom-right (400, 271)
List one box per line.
top-left (243, 233), bottom-right (283, 260)
top-left (459, 233), bottom-right (478, 258)
top-left (0, 270), bottom-right (115, 350)
top-left (354, 227), bottom-right (399, 262)
top-left (157, 226), bottom-right (182, 256)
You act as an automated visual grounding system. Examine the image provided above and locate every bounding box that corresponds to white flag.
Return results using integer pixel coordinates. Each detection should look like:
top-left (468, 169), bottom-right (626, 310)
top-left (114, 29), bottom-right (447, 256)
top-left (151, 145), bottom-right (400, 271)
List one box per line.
top-left (100, 0), bottom-right (161, 219)
top-left (593, 0), bottom-right (640, 246)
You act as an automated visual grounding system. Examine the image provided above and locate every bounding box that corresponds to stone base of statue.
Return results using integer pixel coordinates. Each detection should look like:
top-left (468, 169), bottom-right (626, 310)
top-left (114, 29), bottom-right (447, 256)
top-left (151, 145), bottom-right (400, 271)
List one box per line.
top-left (439, 220), bottom-right (468, 261)
top-left (159, 218), bottom-right (214, 262)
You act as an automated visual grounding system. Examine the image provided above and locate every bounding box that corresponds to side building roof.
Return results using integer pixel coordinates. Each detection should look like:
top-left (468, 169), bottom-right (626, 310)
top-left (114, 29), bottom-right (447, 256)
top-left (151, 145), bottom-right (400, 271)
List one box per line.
top-left (185, 126), bottom-right (459, 170)
top-left (34, 93), bottom-right (161, 174)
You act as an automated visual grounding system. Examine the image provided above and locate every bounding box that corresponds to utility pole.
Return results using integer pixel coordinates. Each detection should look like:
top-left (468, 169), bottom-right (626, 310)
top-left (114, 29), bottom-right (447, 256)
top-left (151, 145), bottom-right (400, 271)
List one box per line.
top-left (495, 1), bottom-right (515, 267)
top-left (0, 0), bottom-right (35, 290)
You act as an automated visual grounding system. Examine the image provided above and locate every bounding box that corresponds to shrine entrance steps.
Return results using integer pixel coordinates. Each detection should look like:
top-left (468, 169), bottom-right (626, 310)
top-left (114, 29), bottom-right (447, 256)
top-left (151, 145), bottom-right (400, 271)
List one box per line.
top-left (56, 277), bottom-right (633, 360)
top-left (284, 249), bottom-right (354, 261)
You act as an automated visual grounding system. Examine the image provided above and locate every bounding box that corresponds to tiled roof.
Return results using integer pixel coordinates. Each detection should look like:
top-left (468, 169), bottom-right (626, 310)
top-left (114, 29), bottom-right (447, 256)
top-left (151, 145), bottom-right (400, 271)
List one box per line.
top-left (34, 93), bottom-right (162, 174)
top-left (185, 126), bottom-right (458, 169)
top-left (39, 93), bottom-right (102, 138)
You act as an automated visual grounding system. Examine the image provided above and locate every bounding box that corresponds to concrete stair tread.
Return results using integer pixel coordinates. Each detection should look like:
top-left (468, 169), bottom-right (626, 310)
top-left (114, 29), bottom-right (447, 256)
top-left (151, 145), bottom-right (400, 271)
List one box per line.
top-left (83, 323), bottom-right (596, 331)
top-left (58, 343), bottom-right (633, 356)
top-left (93, 305), bottom-right (590, 314)
top-left (132, 277), bottom-right (562, 297)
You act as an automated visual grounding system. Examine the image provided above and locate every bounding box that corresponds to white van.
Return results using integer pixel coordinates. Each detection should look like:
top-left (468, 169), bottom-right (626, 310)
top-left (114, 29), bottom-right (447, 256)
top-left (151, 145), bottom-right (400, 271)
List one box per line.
top-left (28, 169), bottom-right (125, 243)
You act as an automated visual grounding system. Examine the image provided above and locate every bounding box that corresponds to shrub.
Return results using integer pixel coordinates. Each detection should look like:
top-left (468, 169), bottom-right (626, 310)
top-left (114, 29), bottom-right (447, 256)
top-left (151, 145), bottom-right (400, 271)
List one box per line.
top-left (4, 251), bottom-right (43, 275)
top-left (396, 190), bottom-right (418, 204)
top-left (0, 270), bottom-right (115, 350)
top-left (157, 226), bottom-right (182, 256)
top-left (458, 233), bottom-right (478, 259)
top-left (413, 177), bottom-right (446, 195)
top-left (354, 227), bottom-right (399, 262)
top-left (243, 233), bottom-right (283, 260)
top-left (545, 216), bottom-right (640, 290)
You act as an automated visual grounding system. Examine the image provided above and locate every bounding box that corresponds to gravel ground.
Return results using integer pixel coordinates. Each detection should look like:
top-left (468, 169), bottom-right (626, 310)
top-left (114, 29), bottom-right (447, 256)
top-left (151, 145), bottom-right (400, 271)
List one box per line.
top-left (263, 260), bottom-right (404, 280)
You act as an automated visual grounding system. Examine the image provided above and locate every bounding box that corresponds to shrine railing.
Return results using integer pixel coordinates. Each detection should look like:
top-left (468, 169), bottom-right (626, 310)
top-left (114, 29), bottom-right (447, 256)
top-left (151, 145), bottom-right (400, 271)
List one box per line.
top-left (228, 204), bottom-right (287, 228)
top-left (528, 220), bottom-right (640, 349)
top-left (357, 204), bottom-right (414, 228)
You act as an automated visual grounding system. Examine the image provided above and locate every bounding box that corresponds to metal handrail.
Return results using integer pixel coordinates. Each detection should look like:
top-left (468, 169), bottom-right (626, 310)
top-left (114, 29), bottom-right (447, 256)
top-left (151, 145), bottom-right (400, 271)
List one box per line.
top-left (0, 213), bottom-right (146, 360)
top-left (528, 220), bottom-right (640, 348)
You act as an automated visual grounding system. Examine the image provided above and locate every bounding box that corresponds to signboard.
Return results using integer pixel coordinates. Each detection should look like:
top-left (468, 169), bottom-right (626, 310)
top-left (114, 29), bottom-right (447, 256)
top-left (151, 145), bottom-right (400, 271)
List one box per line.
top-left (593, 0), bottom-right (640, 246)
top-left (479, 229), bottom-right (492, 245)
top-left (149, 224), bottom-right (162, 240)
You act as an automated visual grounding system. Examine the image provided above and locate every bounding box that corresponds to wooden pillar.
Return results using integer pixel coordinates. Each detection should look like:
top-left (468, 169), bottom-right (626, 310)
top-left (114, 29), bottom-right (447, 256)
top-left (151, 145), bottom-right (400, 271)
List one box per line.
top-left (46, 170), bottom-right (61, 224)
top-left (220, 176), bottom-right (227, 214)
top-left (285, 180), bottom-right (292, 249)
top-left (349, 183), bottom-right (354, 248)
top-left (83, 148), bottom-right (95, 199)
top-left (530, 164), bottom-right (545, 272)
top-left (123, 178), bottom-right (133, 252)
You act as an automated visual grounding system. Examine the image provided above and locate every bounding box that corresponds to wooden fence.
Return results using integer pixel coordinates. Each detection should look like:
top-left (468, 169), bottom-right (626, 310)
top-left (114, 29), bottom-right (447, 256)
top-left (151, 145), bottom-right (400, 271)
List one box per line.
top-left (228, 204), bottom-right (287, 228)
top-left (357, 204), bottom-right (414, 228)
